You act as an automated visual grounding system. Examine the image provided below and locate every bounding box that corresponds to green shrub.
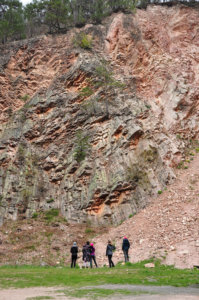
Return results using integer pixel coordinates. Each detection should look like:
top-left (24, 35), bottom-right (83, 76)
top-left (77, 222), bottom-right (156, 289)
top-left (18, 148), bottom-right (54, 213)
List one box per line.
top-left (145, 104), bottom-right (151, 110)
top-left (128, 213), bottom-right (136, 219)
top-left (157, 190), bottom-right (162, 195)
top-left (44, 209), bottom-right (59, 221)
top-left (85, 228), bottom-right (94, 234)
top-left (20, 94), bottom-right (30, 102)
top-left (195, 148), bottom-right (199, 153)
top-left (73, 32), bottom-right (92, 49)
top-left (176, 161), bottom-right (184, 169)
top-left (73, 130), bottom-right (90, 163)
top-left (79, 86), bottom-right (93, 98)
top-left (32, 212), bottom-right (38, 219)
top-left (94, 60), bottom-right (125, 119)
top-left (47, 198), bottom-right (54, 204)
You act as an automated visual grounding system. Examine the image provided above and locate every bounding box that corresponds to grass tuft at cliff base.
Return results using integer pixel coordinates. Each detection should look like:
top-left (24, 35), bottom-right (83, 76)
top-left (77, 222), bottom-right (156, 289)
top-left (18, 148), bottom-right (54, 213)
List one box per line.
top-left (0, 260), bottom-right (198, 289)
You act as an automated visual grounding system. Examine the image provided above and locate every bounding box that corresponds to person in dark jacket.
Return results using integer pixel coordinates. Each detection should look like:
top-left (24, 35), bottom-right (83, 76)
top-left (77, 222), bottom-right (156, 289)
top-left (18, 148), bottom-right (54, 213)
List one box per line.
top-left (82, 241), bottom-right (91, 268)
top-left (89, 243), bottom-right (98, 268)
top-left (106, 240), bottom-right (115, 267)
top-left (70, 242), bottom-right (78, 268)
top-left (122, 236), bottom-right (130, 262)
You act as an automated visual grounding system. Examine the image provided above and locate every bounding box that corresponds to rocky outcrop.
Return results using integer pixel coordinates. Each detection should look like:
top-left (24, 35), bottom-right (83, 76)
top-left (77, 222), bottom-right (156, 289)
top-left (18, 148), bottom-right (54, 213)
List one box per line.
top-left (0, 5), bottom-right (198, 226)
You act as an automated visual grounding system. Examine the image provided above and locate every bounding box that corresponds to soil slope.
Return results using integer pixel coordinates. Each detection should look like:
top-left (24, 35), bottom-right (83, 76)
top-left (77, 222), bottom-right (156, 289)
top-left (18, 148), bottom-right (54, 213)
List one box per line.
top-left (94, 151), bottom-right (199, 269)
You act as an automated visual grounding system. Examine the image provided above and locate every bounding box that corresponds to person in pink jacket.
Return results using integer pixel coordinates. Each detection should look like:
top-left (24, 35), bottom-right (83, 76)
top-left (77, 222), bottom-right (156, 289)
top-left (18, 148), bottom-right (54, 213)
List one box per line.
top-left (89, 243), bottom-right (98, 268)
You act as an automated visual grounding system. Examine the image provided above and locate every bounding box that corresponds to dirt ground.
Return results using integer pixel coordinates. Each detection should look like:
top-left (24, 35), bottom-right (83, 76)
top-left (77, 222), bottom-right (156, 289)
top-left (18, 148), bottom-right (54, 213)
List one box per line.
top-left (0, 285), bottom-right (198, 300)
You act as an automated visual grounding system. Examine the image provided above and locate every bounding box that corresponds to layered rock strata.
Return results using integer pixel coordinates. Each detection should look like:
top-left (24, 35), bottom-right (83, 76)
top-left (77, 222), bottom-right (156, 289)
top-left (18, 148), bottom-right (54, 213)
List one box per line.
top-left (0, 5), bottom-right (198, 225)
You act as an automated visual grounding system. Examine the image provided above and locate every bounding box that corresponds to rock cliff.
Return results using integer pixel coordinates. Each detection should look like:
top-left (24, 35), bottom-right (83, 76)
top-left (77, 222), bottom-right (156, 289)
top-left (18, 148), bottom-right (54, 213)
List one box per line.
top-left (0, 4), bottom-right (198, 226)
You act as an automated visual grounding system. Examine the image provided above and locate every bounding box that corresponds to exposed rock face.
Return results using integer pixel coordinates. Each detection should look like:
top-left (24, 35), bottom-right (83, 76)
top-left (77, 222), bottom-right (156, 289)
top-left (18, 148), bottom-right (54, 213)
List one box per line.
top-left (0, 5), bottom-right (198, 226)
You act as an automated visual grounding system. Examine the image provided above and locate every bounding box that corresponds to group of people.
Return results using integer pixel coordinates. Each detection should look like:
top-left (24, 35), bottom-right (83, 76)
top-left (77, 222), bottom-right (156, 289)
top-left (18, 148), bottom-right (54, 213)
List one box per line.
top-left (70, 236), bottom-right (130, 268)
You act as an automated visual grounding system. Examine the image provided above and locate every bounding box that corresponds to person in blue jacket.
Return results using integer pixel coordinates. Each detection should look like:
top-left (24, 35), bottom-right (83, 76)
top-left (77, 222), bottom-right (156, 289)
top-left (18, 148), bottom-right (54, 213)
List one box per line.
top-left (122, 236), bottom-right (130, 262)
top-left (70, 242), bottom-right (78, 268)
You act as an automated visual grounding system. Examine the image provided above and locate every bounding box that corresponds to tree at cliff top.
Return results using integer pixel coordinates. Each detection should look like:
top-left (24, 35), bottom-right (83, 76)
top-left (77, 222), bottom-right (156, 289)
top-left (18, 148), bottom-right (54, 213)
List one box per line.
top-left (71, 0), bottom-right (107, 26)
top-left (0, 0), bottom-right (25, 43)
top-left (90, 0), bottom-right (107, 24)
top-left (2, 0), bottom-right (197, 43)
top-left (24, 0), bottom-right (45, 37)
top-left (108, 0), bottom-right (137, 12)
top-left (71, 0), bottom-right (136, 26)
top-left (24, 0), bottom-right (137, 34)
top-left (25, 0), bottom-right (72, 34)
top-left (41, 0), bottom-right (72, 33)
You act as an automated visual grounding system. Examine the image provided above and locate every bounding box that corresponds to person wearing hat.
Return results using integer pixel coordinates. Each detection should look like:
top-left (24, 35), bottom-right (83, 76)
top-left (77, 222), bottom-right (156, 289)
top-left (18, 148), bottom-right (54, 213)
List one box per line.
top-left (122, 236), bottom-right (130, 262)
top-left (106, 240), bottom-right (115, 267)
top-left (89, 242), bottom-right (98, 268)
top-left (70, 242), bottom-right (78, 268)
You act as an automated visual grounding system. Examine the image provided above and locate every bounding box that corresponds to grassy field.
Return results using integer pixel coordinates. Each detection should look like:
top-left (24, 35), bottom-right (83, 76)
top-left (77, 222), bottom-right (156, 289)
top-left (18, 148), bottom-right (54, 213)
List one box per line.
top-left (0, 260), bottom-right (198, 289)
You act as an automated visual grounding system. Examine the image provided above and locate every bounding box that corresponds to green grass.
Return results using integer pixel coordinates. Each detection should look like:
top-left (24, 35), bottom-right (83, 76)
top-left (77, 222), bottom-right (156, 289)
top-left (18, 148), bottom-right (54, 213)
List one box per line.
top-left (59, 287), bottom-right (151, 299)
top-left (85, 228), bottom-right (94, 234)
top-left (44, 209), bottom-right (59, 222)
top-left (0, 260), bottom-right (198, 289)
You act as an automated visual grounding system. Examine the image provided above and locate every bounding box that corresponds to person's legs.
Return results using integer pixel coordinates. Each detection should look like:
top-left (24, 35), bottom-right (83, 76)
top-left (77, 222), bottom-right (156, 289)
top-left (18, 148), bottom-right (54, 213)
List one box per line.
top-left (71, 256), bottom-right (75, 268)
top-left (74, 257), bottom-right (77, 267)
top-left (123, 250), bottom-right (127, 262)
top-left (108, 255), bottom-right (112, 267)
top-left (111, 256), bottom-right (115, 267)
top-left (93, 255), bottom-right (98, 267)
top-left (126, 249), bottom-right (129, 261)
top-left (90, 256), bottom-right (93, 268)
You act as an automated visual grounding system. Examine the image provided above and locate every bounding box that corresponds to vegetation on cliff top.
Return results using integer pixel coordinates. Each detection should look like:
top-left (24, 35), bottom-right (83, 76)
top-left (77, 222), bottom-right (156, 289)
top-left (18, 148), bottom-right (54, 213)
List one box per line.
top-left (0, 0), bottom-right (136, 43)
top-left (1, 0), bottom-right (198, 44)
